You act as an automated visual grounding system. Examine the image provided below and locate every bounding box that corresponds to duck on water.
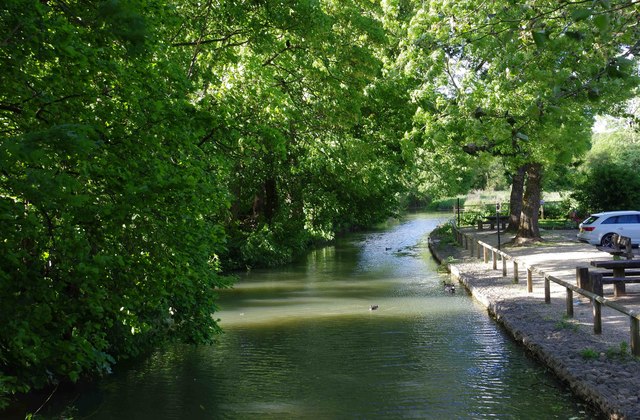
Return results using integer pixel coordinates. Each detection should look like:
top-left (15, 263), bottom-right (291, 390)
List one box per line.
top-left (443, 281), bottom-right (455, 293)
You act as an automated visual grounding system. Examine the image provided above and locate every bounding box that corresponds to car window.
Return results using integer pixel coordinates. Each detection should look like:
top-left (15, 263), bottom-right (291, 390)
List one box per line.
top-left (582, 216), bottom-right (599, 225)
top-left (601, 216), bottom-right (618, 224)
top-left (617, 215), bottom-right (639, 224)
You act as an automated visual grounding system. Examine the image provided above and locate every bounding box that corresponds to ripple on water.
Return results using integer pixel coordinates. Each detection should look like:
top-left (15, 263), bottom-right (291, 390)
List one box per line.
top-left (39, 213), bottom-right (596, 419)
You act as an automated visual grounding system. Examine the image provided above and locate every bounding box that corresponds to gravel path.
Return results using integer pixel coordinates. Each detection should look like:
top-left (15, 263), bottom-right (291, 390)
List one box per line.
top-left (429, 227), bottom-right (640, 419)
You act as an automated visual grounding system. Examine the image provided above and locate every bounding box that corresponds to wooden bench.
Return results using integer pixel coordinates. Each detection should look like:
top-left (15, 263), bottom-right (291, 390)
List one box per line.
top-left (478, 215), bottom-right (508, 230)
top-left (602, 270), bottom-right (640, 277)
top-left (596, 234), bottom-right (633, 259)
top-left (588, 275), bottom-right (640, 298)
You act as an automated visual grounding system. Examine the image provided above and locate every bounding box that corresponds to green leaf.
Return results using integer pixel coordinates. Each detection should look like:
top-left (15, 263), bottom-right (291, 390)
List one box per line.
top-left (565, 31), bottom-right (585, 41)
top-left (599, 0), bottom-right (611, 10)
top-left (593, 14), bottom-right (610, 31)
top-left (571, 8), bottom-right (592, 21)
top-left (532, 30), bottom-right (548, 47)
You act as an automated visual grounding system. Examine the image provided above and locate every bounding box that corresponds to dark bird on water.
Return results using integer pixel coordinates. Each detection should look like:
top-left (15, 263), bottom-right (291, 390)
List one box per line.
top-left (443, 281), bottom-right (456, 293)
top-left (369, 304), bottom-right (379, 311)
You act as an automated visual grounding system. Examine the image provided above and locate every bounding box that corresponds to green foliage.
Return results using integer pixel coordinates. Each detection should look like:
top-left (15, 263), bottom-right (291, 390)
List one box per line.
top-left (573, 162), bottom-right (640, 212)
top-left (0, 0), bottom-right (233, 406)
top-left (0, 0), bottom-right (412, 407)
top-left (459, 210), bottom-right (486, 227)
top-left (425, 197), bottom-right (463, 211)
top-left (588, 130), bottom-right (640, 170)
top-left (398, 0), bottom-right (639, 236)
top-left (579, 348), bottom-right (600, 360)
top-left (1, 0), bottom-right (639, 409)
top-left (572, 129), bottom-right (640, 213)
top-left (541, 202), bottom-right (566, 220)
top-left (538, 219), bottom-right (577, 230)
top-left (555, 316), bottom-right (579, 332)
top-left (605, 341), bottom-right (630, 360)
top-left (430, 222), bottom-right (458, 246)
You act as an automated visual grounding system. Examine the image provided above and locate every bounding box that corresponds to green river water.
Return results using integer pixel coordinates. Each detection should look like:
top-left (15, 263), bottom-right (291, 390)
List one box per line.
top-left (22, 213), bottom-right (598, 419)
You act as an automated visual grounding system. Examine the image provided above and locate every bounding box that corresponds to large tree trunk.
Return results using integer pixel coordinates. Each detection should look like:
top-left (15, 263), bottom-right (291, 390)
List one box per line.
top-left (516, 163), bottom-right (542, 242)
top-left (507, 165), bottom-right (526, 232)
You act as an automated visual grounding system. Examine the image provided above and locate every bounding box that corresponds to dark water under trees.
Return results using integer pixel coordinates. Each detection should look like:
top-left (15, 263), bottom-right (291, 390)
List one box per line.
top-left (28, 213), bottom-right (597, 419)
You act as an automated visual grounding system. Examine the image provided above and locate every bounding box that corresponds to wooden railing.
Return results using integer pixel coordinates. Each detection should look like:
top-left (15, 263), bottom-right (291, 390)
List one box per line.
top-left (452, 224), bottom-right (640, 356)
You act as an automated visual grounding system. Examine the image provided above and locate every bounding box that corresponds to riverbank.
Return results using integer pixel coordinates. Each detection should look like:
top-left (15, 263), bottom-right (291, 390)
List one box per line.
top-left (429, 225), bottom-right (640, 419)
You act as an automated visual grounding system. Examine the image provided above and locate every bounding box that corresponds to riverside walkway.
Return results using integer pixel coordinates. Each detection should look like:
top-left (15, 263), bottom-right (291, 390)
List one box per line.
top-left (429, 226), bottom-right (640, 419)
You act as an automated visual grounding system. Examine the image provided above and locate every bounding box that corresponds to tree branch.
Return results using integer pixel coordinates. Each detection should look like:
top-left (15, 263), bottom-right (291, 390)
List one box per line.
top-left (171, 29), bottom-right (246, 47)
top-left (0, 104), bottom-right (23, 114)
top-left (263, 45), bottom-right (290, 67)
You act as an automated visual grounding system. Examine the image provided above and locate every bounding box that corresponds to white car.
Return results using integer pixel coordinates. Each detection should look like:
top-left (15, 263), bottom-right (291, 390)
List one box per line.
top-left (577, 210), bottom-right (640, 247)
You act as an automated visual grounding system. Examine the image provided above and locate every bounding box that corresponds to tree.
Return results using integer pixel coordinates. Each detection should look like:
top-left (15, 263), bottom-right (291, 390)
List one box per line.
top-left (574, 163), bottom-right (640, 212)
top-left (171, 0), bottom-right (413, 268)
top-left (397, 0), bottom-right (640, 240)
top-left (573, 129), bottom-right (640, 212)
top-left (0, 0), bottom-right (231, 405)
top-left (1, 0), bottom-right (415, 406)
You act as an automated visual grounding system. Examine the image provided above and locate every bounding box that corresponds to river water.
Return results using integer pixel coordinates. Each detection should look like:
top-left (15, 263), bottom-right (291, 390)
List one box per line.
top-left (32, 213), bottom-right (597, 419)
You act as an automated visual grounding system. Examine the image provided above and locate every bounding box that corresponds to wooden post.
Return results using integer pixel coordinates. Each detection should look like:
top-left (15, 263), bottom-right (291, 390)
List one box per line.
top-left (463, 234), bottom-right (468, 250)
top-left (590, 272), bottom-right (604, 297)
top-left (566, 288), bottom-right (573, 317)
top-left (513, 261), bottom-right (519, 283)
top-left (544, 275), bottom-right (551, 304)
top-left (502, 255), bottom-right (507, 277)
top-left (631, 317), bottom-right (640, 357)
top-left (527, 267), bottom-right (533, 293)
top-left (483, 246), bottom-right (488, 264)
top-left (614, 281), bottom-right (626, 298)
top-left (593, 298), bottom-right (602, 334)
top-left (492, 250), bottom-right (497, 270)
top-left (576, 267), bottom-right (589, 291)
top-left (625, 242), bottom-right (633, 260)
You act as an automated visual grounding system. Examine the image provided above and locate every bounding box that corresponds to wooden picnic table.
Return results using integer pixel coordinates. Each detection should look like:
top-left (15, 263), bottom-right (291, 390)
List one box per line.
top-left (483, 215), bottom-right (508, 230)
top-left (590, 259), bottom-right (640, 297)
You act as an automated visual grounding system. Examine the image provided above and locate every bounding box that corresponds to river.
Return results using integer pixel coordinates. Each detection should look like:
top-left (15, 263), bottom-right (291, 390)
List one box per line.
top-left (29, 212), bottom-right (596, 419)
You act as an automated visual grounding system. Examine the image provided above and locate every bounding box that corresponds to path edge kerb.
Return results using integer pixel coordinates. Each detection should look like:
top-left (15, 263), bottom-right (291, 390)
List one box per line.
top-left (428, 237), bottom-right (625, 420)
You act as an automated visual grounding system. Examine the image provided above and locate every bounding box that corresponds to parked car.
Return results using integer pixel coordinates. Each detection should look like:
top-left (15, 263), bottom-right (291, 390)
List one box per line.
top-left (577, 210), bottom-right (640, 247)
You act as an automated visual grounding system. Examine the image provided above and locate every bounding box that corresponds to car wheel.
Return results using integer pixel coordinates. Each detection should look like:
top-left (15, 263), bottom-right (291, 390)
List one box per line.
top-left (601, 233), bottom-right (615, 247)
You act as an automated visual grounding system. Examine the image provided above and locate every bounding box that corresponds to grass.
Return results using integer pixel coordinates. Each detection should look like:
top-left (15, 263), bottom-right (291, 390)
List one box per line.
top-left (605, 342), bottom-right (631, 361)
top-left (580, 342), bottom-right (632, 361)
top-left (555, 316), bottom-right (579, 332)
top-left (464, 190), bottom-right (568, 207)
top-left (579, 348), bottom-right (600, 360)
top-left (539, 219), bottom-right (578, 230)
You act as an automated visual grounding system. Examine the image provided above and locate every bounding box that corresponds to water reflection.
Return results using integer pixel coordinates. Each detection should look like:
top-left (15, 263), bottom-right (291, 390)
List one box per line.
top-left (31, 213), bottom-right (596, 419)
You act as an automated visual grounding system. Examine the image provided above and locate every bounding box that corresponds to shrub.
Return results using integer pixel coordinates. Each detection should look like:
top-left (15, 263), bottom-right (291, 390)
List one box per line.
top-left (573, 162), bottom-right (640, 213)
